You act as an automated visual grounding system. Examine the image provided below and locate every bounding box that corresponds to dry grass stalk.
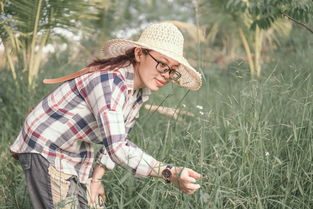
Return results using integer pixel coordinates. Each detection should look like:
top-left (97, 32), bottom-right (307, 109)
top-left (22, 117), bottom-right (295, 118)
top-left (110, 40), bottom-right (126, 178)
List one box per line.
top-left (144, 104), bottom-right (194, 120)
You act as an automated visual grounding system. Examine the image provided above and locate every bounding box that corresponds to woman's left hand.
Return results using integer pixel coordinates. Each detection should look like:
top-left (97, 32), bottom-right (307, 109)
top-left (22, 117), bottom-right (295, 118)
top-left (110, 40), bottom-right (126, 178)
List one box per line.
top-left (89, 180), bottom-right (106, 206)
top-left (89, 163), bottom-right (106, 206)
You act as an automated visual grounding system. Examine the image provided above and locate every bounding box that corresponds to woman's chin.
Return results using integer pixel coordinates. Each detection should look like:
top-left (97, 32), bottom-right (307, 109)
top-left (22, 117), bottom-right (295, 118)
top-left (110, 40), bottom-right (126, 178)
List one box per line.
top-left (145, 84), bottom-right (161, 92)
top-left (149, 86), bottom-right (160, 92)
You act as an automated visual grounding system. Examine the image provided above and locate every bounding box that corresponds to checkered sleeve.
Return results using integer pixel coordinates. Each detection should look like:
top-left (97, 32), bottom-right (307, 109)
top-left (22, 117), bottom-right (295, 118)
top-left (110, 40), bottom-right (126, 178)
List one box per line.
top-left (96, 147), bottom-right (116, 170)
top-left (82, 72), bottom-right (157, 176)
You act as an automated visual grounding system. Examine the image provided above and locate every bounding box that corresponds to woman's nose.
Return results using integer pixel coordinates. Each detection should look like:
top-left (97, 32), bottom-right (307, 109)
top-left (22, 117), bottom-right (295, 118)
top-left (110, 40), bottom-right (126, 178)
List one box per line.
top-left (161, 71), bottom-right (171, 80)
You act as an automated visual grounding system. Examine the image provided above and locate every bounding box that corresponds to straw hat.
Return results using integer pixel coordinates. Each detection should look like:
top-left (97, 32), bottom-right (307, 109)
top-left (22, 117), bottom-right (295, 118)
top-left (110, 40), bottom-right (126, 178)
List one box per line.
top-left (102, 22), bottom-right (202, 91)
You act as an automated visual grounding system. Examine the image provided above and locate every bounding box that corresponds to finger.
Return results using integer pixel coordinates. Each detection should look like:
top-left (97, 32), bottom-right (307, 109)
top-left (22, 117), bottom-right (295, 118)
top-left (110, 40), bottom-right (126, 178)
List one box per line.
top-left (98, 190), bottom-right (104, 196)
top-left (183, 189), bottom-right (196, 195)
top-left (89, 186), bottom-right (99, 204)
top-left (90, 193), bottom-right (98, 204)
top-left (89, 191), bottom-right (95, 204)
top-left (90, 196), bottom-right (95, 205)
top-left (188, 169), bottom-right (202, 178)
top-left (188, 189), bottom-right (197, 194)
top-left (184, 183), bottom-right (201, 190)
top-left (181, 175), bottom-right (196, 183)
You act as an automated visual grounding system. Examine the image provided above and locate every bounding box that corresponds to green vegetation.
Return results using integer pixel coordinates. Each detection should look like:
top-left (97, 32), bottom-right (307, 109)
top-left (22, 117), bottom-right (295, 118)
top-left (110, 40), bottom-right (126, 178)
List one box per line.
top-left (0, 0), bottom-right (312, 208)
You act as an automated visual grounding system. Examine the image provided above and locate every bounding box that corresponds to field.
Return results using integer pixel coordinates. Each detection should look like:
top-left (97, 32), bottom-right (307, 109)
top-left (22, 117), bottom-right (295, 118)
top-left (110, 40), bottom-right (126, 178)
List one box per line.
top-left (0, 27), bottom-right (313, 209)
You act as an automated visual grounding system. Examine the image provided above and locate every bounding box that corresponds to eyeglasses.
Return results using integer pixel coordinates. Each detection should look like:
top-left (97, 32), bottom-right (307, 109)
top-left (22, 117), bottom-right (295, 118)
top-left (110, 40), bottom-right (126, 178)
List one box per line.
top-left (143, 49), bottom-right (181, 81)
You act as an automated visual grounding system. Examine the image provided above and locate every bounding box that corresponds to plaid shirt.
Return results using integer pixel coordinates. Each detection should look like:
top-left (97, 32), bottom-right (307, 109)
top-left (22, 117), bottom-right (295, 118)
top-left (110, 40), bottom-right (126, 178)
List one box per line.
top-left (10, 65), bottom-right (157, 183)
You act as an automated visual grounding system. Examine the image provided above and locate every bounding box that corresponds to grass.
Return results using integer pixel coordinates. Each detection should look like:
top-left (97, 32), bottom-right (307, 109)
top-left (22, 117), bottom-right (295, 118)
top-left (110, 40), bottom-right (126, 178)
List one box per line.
top-left (0, 44), bottom-right (312, 208)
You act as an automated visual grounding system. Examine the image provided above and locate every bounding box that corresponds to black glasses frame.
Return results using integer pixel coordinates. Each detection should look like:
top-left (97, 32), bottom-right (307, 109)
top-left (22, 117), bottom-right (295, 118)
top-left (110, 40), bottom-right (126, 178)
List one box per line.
top-left (143, 49), bottom-right (181, 81)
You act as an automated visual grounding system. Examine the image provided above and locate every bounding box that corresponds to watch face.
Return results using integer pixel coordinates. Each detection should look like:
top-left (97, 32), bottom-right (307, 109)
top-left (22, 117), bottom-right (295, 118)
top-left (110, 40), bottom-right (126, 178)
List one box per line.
top-left (162, 168), bottom-right (172, 179)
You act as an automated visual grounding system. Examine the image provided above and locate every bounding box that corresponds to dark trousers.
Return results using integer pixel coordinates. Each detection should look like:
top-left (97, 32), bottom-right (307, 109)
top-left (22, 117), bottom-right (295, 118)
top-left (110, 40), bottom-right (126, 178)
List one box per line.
top-left (18, 153), bottom-right (88, 209)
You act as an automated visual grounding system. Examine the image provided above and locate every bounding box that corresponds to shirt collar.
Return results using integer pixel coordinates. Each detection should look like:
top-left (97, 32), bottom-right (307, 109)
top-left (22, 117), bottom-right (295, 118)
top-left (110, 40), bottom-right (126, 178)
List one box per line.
top-left (119, 65), bottom-right (151, 102)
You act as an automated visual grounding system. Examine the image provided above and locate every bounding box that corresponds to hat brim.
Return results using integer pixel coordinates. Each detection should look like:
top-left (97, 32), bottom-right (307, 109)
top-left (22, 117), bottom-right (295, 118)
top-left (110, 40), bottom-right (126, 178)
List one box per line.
top-left (103, 39), bottom-right (202, 91)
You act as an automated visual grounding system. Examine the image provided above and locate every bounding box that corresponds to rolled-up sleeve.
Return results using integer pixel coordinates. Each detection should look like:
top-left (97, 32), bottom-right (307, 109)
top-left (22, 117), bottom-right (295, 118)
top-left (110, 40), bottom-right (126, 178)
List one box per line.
top-left (99, 110), bottom-right (157, 176)
top-left (83, 72), bottom-right (157, 176)
top-left (96, 147), bottom-right (116, 170)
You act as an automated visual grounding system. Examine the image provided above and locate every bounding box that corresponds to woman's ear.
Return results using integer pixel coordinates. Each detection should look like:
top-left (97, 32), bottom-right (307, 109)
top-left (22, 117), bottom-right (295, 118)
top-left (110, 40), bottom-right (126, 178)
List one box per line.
top-left (134, 47), bottom-right (143, 62)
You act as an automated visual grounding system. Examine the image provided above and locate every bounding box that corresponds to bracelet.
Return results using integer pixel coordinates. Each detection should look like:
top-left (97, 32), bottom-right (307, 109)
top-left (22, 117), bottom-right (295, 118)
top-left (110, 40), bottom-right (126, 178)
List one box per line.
top-left (96, 161), bottom-right (107, 169)
top-left (91, 179), bottom-right (101, 183)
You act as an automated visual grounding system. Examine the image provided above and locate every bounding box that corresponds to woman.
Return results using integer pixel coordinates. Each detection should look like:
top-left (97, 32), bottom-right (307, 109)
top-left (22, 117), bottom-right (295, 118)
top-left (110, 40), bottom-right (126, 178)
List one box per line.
top-left (10, 22), bottom-right (202, 209)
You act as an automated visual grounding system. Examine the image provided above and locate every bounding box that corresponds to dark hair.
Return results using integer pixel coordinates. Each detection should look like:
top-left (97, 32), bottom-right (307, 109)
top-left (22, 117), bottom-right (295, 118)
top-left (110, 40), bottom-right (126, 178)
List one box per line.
top-left (87, 48), bottom-right (137, 70)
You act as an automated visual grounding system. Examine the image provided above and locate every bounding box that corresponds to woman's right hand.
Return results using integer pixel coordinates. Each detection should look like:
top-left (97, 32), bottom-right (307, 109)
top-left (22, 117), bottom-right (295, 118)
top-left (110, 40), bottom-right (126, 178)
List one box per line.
top-left (169, 167), bottom-right (202, 194)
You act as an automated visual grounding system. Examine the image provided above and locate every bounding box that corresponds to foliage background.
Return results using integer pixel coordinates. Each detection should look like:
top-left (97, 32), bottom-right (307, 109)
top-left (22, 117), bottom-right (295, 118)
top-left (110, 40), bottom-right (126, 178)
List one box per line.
top-left (0, 0), bottom-right (312, 208)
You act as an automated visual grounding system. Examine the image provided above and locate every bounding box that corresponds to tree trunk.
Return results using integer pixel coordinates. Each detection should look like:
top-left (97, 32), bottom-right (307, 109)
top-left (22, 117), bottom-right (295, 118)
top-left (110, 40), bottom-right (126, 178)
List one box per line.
top-left (28, 0), bottom-right (43, 87)
top-left (239, 28), bottom-right (255, 78)
top-left (254, 26), bottom-right (263, 78)
top-left (4, 45), bottom-right (17, 80)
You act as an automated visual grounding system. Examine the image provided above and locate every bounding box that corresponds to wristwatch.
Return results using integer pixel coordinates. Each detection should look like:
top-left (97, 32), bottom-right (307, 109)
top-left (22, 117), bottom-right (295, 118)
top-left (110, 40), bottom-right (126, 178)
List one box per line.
top-left (161, 165), bottom-right (173, 183)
